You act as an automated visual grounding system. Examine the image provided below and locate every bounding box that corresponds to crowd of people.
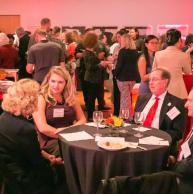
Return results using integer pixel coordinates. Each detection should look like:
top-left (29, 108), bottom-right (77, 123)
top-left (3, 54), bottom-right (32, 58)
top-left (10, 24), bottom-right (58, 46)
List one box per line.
top-left (0, 17), bottom-right (193, 193)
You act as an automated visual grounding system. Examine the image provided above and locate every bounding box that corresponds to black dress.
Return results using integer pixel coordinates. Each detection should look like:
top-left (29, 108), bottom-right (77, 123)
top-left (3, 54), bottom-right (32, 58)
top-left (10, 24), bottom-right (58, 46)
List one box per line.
top-left (37, 101), bottom-right (76, 156)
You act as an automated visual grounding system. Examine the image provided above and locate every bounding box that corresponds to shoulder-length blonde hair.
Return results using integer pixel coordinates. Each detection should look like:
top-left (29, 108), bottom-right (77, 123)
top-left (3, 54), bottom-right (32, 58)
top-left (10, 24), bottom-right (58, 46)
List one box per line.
top-left (40, 66), bottom-right (76, 106)
top-left (121, 34), bottom-right (136, 49)
top-left (2, 79), bottom-right (40, 118)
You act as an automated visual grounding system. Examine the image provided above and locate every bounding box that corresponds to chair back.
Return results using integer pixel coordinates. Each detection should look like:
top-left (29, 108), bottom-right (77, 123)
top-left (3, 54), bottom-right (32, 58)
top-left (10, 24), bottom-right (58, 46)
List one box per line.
top-left (97, 171), bottom-right (180, 194)
top-left (97, 176), bottom-right (141, 194)
top-left (0, 159), bottom-right (28, 194)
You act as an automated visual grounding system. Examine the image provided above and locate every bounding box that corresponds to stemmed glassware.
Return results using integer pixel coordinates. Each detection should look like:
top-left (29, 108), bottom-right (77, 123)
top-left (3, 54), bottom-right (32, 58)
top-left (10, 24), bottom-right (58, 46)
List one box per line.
top-left (93, 111), bottom-right (103, 137)
top-left (119, 109), bottom-right (129, 133)
top-left (119, 109), bottom-right (129, 122)
top-left (134, 112), bottom-right (144, 138)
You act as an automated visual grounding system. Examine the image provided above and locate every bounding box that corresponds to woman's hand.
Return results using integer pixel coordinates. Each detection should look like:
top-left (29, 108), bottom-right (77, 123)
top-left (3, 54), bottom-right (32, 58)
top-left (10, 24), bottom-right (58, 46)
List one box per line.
top-left (41, 150), bottom-right (64, 165)
top-left (186, 45), bottom-right (193, 54)
top-left (55, 127), bottom-right (66, 134)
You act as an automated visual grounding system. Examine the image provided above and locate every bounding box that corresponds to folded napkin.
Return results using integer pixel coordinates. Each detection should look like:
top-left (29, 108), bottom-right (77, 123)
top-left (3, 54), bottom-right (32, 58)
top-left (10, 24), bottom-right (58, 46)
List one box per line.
top-left (132, 126), bottom-right (151, 132)
top-left (95, 136), bottom-right (125, 142)
top-left (60, 131), bottom-right (94, 141)
top-left (85, 122), bottom-right (106, 128)
top-left (124, 123), bottom-right (131, 127)
top-left (126, 142), bottom-right (138, 148)
top-left (139, 136), bottom-right (169, 146)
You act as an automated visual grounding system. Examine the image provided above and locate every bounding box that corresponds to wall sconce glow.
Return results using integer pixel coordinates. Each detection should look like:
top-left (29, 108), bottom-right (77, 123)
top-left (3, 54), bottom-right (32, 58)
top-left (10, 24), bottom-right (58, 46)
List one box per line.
top-left (157, 24), bottom-right (189, 39)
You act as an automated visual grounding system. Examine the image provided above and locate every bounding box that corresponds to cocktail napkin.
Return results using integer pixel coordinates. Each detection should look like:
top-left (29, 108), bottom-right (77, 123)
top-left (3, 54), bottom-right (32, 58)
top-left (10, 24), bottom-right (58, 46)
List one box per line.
top-left (60, 131), bottom-right (94, 141)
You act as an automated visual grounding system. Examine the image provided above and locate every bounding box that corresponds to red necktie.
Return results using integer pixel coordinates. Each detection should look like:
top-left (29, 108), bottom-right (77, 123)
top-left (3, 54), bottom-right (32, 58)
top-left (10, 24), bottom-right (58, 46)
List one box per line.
top-left (143, 97), bottom-right (159, 127)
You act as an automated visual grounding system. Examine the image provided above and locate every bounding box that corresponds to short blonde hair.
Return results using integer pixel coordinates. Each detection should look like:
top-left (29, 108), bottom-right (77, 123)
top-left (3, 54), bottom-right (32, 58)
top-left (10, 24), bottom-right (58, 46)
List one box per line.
top-left (34, 28), bottom-right (47, 37)
top-left (121, 34), bottom-right (136, 49)
top-left (41, 66), bottom-right (76, 106)
top-left (2, 79), bottom-right (40, 117)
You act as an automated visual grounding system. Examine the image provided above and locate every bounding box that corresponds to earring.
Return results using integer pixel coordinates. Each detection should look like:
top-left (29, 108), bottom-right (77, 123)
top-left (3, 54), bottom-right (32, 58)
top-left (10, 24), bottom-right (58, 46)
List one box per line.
top-left (26, 115), bottom-right (33, 120)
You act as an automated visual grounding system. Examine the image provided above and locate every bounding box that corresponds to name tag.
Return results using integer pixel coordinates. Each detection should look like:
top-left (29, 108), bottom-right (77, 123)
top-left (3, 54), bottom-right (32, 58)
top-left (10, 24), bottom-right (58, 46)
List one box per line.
top-left (166, 106), bottom-right (180, 120)
top-left (53, 108), bottom-right (64, 118)
top-left (181, 141), bottom-right (191, 158)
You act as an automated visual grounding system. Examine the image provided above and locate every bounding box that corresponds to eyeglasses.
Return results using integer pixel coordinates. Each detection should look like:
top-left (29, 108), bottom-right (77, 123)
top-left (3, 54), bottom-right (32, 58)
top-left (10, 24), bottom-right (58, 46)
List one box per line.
top-left (150, 77), bottom-right (168, 83)
top-left (148, 41), bottom-right (159, 45)
top-left (149, 78), bottom-right (163, 82)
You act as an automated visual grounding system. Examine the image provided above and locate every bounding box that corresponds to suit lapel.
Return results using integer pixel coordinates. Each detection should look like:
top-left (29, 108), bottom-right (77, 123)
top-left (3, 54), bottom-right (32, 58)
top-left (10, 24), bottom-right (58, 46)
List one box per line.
top-left (140, 94), bottom-right (152, 112)
top-left (188, 133), bottom-right (193, 147)
top-left (159, 92), bottom-right (171, 127)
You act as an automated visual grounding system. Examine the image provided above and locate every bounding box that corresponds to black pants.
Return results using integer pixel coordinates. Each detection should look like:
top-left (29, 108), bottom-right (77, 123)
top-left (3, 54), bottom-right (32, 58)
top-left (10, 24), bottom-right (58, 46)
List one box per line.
top-left (97, 80), bottom-right (105, 108)
top-left (113, 75), bottom-right (120, 116)
top-left (84, 81), bottom-right (102, 119)
top-left (80, 76), bottom-right (89, 111)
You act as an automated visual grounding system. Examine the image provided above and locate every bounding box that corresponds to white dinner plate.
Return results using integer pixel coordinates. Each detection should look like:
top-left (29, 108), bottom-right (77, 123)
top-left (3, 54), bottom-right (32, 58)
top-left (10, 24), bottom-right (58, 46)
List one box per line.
top-left (97, 141), bottom-right (128, 151)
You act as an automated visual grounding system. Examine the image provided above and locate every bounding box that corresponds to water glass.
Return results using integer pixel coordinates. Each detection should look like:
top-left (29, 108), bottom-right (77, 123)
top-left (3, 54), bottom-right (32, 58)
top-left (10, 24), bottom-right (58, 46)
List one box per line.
top-left (93, 111), bottom-right (103, 137)
top-left (134, 112), bottom-right (144, 138)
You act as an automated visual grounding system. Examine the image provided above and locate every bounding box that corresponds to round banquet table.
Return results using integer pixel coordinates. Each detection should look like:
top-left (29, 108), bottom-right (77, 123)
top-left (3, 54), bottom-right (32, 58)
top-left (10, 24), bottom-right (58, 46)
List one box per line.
top-left (59, 124), bottom-right (172, 194)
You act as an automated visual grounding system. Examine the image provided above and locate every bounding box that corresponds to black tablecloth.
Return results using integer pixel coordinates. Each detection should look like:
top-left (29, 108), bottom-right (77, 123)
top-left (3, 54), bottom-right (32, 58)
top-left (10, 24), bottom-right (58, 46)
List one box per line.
top-left (59, 124), bottom-right (171, 194)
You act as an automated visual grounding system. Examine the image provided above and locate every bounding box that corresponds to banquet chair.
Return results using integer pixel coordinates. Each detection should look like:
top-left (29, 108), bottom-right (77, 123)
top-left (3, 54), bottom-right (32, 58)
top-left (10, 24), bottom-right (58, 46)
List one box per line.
top-left (96, 175), bottom-right (141, 194)
top-left (96, 171), bottom-right (180, 194)
top-left (0, 160), bottom-right (24, 194)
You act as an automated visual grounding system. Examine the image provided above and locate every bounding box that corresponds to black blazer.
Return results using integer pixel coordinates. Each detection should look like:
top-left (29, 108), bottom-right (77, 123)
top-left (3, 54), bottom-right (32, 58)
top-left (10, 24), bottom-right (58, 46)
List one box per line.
top-left (114, 48), bottom-right (139, 81)
top-left (174, 135), bottom-right (193, 194)
top-left (0, 112), bottom-right (54, 193)
top-left (84, 50), bottom-right (104, 84)
top-left (135, 92), bottom-right (187, 145)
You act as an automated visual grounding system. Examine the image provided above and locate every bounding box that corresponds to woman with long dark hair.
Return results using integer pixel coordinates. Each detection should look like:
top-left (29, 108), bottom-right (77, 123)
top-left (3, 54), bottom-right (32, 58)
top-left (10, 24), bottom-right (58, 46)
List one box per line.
top-left (153, 29), bottom-right (191, 99)
top-left (138, 35), bottom-right (159, 95)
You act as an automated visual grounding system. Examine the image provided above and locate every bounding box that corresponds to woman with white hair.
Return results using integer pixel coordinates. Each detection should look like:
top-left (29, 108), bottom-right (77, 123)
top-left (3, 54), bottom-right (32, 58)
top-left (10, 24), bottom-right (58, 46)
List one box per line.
top-left (0, 79), bottom-right (55, 194)
top-left (0, 32), bottom-right (18, 69)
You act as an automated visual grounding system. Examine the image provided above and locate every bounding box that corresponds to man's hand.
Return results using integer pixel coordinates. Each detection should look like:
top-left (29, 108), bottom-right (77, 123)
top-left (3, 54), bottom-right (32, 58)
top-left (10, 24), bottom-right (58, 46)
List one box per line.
top-left (167, 155), bottom-right (177, 167)
top-left (26, 63), bottom-right (34, 74)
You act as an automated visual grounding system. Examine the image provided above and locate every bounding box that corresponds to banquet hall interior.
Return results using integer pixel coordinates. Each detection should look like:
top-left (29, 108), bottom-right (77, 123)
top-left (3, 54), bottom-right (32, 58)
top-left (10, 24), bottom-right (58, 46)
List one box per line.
top-left (1, 0), bottom-right (193, 194)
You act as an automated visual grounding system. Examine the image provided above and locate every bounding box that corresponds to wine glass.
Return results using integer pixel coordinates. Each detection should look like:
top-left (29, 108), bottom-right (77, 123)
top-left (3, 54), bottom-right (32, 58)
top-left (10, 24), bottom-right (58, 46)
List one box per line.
top-left (119, 109), bottom-right (129, 122)
top-left (119, 109), bottom-right (129, 133)
top-left (93, 111), bottom-right (103, 137)
top-left (134, 112), bottom-right (144, 138)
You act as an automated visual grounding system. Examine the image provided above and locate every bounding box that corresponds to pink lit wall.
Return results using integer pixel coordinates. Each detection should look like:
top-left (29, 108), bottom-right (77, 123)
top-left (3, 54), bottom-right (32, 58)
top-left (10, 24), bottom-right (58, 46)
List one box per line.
top-left (1, 0), bottom-right (193, 34)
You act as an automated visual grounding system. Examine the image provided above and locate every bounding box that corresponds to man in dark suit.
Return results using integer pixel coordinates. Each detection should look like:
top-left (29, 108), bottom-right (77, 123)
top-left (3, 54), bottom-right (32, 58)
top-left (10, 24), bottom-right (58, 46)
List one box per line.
top-left (168, 88), bottom-right (193, 194)
top-left (16, 27), bottom-right (31, 79)
top-left (135, 68), bottom-right (187, 154)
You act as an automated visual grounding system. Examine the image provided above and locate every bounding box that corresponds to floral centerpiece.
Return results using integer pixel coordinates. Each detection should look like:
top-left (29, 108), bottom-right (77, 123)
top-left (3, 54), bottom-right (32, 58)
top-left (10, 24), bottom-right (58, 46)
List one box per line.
top-left (104, 116), bottom-right (124, 127)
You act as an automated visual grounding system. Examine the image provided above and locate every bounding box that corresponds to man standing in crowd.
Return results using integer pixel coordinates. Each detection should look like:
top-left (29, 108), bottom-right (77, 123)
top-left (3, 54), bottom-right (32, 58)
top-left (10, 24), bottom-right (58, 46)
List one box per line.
top-left (28, 17), bottom-right (51, 49)
top-left (26, 28), bottom-right (65, 84)
top-left (15, 27), bottom-right (31, 79)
